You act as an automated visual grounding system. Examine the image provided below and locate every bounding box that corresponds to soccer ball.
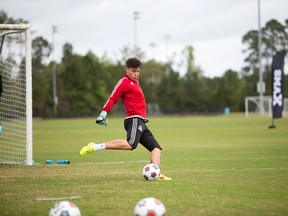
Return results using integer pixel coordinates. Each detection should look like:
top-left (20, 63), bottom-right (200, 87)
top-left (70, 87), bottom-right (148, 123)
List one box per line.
top-left (49, 201), bottom-right (81, 216)
top-left (134, 197), bottom-right (166, 216)
top-left (142, 164), bottom-right (160, 181)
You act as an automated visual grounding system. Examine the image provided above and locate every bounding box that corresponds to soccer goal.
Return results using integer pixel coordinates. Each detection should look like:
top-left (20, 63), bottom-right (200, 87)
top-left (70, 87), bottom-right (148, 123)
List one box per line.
top-left (0, 24), bottom-right (33, 165)
top-left (245, 96), bottom-right (288, 118)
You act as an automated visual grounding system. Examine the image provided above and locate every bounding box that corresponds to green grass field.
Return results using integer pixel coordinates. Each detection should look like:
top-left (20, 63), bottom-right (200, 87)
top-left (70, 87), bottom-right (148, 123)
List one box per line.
top-left (1, 114), bottom-right (288, 216)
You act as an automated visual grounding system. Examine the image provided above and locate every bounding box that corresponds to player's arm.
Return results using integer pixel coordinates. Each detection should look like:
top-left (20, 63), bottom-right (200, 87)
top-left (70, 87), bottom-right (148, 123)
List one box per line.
top-left (96, 78), bottom-right (126, 126)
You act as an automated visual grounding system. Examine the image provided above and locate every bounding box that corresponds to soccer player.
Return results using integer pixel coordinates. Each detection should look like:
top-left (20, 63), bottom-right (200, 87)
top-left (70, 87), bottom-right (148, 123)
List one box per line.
top-left (79, 58), bottom-right (171, 180)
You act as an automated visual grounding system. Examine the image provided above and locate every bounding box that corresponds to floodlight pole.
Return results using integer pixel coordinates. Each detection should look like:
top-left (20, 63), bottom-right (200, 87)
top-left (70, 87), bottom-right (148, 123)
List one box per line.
top-left (134, 11), bottom-right (140, 57)
top-left (163, 34), bottom-right (171, 62)
top-left (149, 42), bottom-right (156, 60)
top-left (258, 0), bottom-right (264, 115)
top-left (52, 26), bottom-right (58, 116)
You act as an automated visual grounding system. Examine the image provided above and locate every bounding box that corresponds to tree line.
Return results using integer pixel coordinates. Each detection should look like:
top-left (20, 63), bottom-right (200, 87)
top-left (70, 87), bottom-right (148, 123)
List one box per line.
top-left (1, 11), bottom-right (287, 117)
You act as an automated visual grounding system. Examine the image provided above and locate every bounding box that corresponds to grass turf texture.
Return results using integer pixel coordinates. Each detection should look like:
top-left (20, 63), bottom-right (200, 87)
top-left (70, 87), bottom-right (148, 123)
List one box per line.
top-left (1, 114), bottom-right (288, 216)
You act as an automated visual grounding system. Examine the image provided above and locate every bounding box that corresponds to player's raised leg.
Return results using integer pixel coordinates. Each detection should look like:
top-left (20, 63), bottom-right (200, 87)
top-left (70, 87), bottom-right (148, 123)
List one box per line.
top-left (79, 139), bottom-right (132, 156)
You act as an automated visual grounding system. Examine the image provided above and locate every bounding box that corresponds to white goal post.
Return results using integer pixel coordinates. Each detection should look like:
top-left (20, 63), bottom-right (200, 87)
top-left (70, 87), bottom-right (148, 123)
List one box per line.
top-left (245, 96), bottom-right (288, 118)
top-left (0, 24), bottom-right (33, 165)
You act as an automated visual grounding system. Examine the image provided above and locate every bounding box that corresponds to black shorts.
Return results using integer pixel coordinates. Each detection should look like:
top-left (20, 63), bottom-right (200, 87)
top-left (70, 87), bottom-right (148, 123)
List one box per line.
top-left (124, 117), bottom-right (162, 152)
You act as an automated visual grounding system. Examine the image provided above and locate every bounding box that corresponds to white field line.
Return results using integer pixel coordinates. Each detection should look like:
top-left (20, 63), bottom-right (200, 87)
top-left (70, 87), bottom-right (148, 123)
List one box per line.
top-left (62, 166), bottom-right (288, 176)
top-left (76, 160), bottom-right (148, 165)
top-left (34, 156), bottom-right (288, 166)
top-left (74, 159), bottom-right (288, 174)
top-left (168, 167), bottom-right (288, 173)
top-left (75, 156), bottom-right (288, 166)
top-left (34, 155), bottom-right (288, 166)
top-left (35, 196), bottom-right (82, 202)
top-left (172, 156), bottom-right (288, 161)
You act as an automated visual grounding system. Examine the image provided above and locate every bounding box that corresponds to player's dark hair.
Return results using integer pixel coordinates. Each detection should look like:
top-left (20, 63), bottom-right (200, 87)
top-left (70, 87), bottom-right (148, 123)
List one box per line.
top-left (126, 58), bottom-right (142, 68)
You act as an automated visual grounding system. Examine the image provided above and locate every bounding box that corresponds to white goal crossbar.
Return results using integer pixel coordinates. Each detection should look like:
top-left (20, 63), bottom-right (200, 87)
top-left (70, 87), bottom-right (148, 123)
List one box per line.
top-left (0, 24), bottom-right (33, 165)
top-left (245, 96), bottom-right (288, 118)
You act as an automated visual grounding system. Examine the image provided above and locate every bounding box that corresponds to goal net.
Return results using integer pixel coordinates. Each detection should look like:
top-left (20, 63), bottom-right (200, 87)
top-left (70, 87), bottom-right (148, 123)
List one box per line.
top-left (245, 96), bottom-right (288, 118)
top-left (0, 24), bottom-right (32, 165)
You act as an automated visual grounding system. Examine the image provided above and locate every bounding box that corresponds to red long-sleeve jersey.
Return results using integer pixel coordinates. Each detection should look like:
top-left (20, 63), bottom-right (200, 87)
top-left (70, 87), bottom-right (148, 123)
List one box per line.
top-left (102, 74), bottom-right (147, 119)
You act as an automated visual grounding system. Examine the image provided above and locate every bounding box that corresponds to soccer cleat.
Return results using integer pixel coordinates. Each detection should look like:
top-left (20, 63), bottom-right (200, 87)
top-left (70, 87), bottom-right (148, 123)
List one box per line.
top-left (79, 142), bottom-right (95, 156)
top-left (157, 174), bottom-right (172, 181)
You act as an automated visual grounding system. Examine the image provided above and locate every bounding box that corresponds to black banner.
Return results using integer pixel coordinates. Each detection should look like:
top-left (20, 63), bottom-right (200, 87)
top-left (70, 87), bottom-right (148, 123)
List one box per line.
top-left (271, 51), bottom-right (286, 119)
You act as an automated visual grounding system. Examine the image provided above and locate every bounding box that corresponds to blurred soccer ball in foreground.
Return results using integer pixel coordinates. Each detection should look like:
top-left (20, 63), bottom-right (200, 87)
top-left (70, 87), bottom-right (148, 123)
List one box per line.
top-left (142, 164), bottom-right (160, 181)
top-left (134, 197), bottom-right (166, 216)
top-left (49, 201), bottom-right (81, 216)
